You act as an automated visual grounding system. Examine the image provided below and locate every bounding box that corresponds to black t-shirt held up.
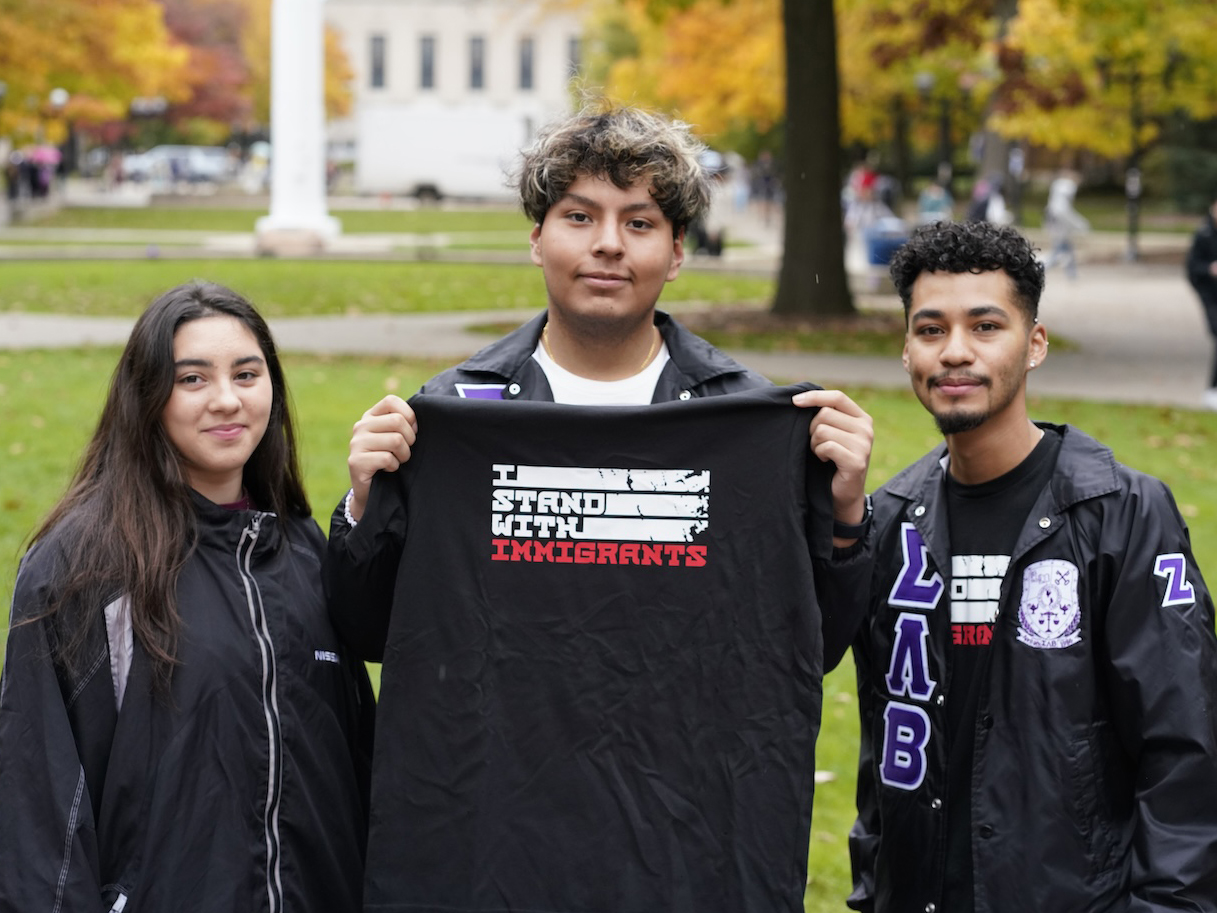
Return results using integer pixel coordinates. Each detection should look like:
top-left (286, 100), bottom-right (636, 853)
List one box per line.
top-left (361, 385), bottom-right (838, 913)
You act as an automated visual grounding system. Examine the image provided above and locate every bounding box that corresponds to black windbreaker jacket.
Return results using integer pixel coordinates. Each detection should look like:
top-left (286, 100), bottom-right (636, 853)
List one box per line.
top-left (0, 495), bottom-right (375, 912)
top-left (849, 424), bottom-right (1217, 913)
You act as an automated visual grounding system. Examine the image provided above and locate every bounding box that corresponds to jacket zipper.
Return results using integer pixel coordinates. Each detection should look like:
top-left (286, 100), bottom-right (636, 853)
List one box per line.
top-left (237, 513), bottom-right (284, 913)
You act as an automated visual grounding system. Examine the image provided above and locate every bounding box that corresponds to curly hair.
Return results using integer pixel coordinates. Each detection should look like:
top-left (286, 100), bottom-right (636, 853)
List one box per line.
top-left (514, 102), bottom-right (709, 235)
top-left (889, 220), bottom-right (1045, 322)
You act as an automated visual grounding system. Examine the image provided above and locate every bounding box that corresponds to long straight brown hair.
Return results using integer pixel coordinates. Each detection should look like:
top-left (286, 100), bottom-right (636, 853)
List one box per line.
top-left (30, 281), bottom-right (310, 693)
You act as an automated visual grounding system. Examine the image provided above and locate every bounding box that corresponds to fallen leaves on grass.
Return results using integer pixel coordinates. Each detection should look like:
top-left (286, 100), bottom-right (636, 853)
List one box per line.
top-left (676, 308), bottom-right (907, 356)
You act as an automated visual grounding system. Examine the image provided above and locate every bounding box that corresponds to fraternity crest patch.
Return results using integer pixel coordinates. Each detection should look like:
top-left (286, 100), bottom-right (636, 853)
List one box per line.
top-left (1016, 559), bottom-right (1082, 649)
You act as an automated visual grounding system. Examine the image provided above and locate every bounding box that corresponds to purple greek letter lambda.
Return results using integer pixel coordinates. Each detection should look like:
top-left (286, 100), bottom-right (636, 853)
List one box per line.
top-left (1153, 553), bottom-right (1196, 607)
top-left (885, 613), bottom-right (937, 700)
top-left (880, 702), bottom-right (931, 790)
top-left (888, 522), bottom-right (944, 609)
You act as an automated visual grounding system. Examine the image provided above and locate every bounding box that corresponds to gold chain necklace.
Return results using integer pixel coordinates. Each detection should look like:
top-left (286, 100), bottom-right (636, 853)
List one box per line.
top-left (542, 324), bottom-right (660, 375)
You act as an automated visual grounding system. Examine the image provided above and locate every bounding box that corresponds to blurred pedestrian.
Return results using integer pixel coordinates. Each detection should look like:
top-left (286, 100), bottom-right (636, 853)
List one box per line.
top-left (3, 152), bottom-right (20, 202)
top-left (916, 180), bottom-right (954, 225)
top-left (1186, 193), bottom-right (1217, 410)
top-left (1043, 172), bottom-right (1089, 279)
top-left (965, 174), bottom-right (1010, 225)
top-left (690, 150), bottom-right (730, 256)
top-left (844, 161), bottom-right (900, 282)
top-left (726, 150), bottom-right (750, 211)
top-left (752, 149), bottom-right (780, 226)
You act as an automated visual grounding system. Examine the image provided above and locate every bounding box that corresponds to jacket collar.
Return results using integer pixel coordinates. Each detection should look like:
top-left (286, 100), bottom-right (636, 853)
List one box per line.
top-left (458, 309), bottom-right (749, 389)
top-left (884, 422), bottom-right (1121, 512)
top-left (189, 488), bottom-right (280, 548)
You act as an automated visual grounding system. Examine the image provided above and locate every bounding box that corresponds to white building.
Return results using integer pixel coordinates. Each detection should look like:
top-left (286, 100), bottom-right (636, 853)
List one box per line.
top-left (325, 0), bottom-right (586, 200)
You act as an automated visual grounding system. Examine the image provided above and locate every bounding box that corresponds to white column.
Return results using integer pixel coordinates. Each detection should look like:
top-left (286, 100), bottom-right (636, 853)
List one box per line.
top-left (256, 0), bottom-right (340, 253)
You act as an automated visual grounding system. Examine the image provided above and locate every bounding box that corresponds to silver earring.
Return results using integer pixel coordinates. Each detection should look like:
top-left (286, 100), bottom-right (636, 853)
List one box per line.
top-left (1029, 360), bottom-right (1037, 367)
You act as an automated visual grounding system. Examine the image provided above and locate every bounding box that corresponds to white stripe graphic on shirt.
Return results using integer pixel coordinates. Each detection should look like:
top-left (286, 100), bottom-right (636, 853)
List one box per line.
top-left (949, 553), bottom-right (1008, 624)
top-left (492, 464), bottom-right (709, 542)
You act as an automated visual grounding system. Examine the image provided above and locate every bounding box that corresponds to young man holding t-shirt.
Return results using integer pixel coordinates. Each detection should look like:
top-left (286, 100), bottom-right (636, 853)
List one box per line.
top-left (324, 104), bottom-right (877, 911)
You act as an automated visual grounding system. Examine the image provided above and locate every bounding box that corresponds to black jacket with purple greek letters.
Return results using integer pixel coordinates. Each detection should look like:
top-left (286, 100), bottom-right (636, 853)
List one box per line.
top-left (849, 423), bottom-right (1217, 913)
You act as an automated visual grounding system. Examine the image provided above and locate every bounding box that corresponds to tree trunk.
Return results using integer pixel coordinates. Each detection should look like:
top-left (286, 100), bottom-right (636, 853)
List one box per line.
top-left (771, 0), bottom-right (856, 317)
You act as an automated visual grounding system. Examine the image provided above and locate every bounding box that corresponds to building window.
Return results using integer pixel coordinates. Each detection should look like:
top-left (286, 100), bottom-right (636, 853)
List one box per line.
top-left (370, 34), bottom-right (386, 89)
top-left (420, 35), bottom-right (436, 89)
top-left (566, 36), bottom-right (581, 79)
top-left (518, 36), bottom-right (534, 90)
top-left (469, 36), bottom-right (485, 90)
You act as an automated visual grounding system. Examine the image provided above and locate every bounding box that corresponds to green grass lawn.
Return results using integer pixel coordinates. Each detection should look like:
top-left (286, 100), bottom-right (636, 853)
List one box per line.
top-left (4, 345), bottom-right (1217, 912)
top-left (0, 259), bottom-right (774, 317)
top-left (19, 205), bottom-right (535, 235)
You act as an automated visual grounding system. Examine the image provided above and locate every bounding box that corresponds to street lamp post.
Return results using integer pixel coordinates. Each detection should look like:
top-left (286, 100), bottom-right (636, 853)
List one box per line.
top-left (47, 87), bottom-right (71, 177)
top-left (1097, 56), bottom-right (1143, 263)
top-left (0, 81), bottom-right (8, 161)
top-left (1008, 144), bottom-right (1026, 225)
top-left (936, 96), bottom-right (952, 195)
top-left (1125, 70), bottom-right (1143, 263)
top-left (0, 81), bottom-right (8, 223)
top-left (890, 94), bottom-right (911, 202)
top-left (915, 72), bottom-right (954, 198)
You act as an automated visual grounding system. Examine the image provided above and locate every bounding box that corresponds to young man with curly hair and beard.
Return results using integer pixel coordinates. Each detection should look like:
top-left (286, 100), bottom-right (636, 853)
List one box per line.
top-left (326, 104), bottom-right (875, 912)
top-left (848, 219), bottom-right (1217, 913)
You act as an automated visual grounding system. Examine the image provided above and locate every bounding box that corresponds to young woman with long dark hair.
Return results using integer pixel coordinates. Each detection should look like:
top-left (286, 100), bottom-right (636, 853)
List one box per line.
top-left (0, 281), bottom-right (373, 912)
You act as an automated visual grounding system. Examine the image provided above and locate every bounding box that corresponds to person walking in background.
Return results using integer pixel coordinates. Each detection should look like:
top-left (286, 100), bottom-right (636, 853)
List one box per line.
top-left (726, 150), bottom-right (750, 212)
top-left (1043, 171), bottom-right (1089, 279)
top-left (0, 282), bottom-right (374, 912)
top-left (965, 174), bottom-right (1010, 225)
top-left (843, 159), bottom-right (893, 278)
top-left (752, 148), bottom-right (780, 226)
top-left (915, 180), bottom-right (954, 225)
top-left (690, 149), bottom-right (730, 256)
top-left (1186, 193), bottom-right (1217, 410)
top-left (849, 220), bottom-right (1217, 913)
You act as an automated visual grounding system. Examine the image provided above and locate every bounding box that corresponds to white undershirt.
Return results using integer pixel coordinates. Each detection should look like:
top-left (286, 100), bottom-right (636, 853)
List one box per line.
top-left (532, 340), bottom-right (671, 405)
